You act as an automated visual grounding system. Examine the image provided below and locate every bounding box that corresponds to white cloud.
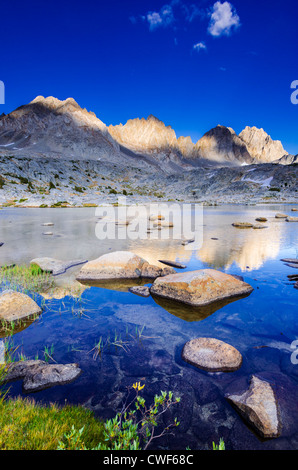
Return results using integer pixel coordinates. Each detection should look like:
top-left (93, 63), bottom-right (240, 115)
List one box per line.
top-left (208, 1), bottom-right (240, 37)
top-left (147, 5), bottom-right (175, 31)
top-left (193, 42), bottom-right (207, 52)
top-left (147, 12), bottom-right (163, 30)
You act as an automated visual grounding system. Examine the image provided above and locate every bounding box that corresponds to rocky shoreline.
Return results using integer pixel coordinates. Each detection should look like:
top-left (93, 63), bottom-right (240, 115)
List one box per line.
top-left (0, 156), bottom-right (297, 208)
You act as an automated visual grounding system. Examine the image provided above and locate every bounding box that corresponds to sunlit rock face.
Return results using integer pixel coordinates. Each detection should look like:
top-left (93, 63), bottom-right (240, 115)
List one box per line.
top-left (0, 95), bottom-right (122, 163)
top-left (239, 126), bottom-right (288, 163)
top-left (109, 115), bottom-right (179, 154)
top-left (193, 125), bottom-right (253, 165)
top-left (0, 95), bottom-right (293, 171)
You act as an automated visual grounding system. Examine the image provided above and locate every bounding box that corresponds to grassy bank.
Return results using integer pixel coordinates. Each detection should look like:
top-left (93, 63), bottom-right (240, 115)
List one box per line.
top-left (0, 394), bottom-right (105, 450)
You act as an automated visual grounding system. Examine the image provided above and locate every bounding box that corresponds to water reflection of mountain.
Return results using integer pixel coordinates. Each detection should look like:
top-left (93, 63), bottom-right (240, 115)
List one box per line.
top-left (0, 207), bottom-right (287, 274)
top-left (197, 219), bottom-right (284, 272)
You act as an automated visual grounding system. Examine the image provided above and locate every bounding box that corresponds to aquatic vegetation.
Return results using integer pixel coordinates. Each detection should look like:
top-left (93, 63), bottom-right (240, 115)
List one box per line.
top-left (43, 344), bottom-right (55, 363)
top-left (90, 325), bottom-right (155, 360)
top-left (212, 438), bottom-right (226, 450)
top-left (0, 263), bottom-right (54, 294)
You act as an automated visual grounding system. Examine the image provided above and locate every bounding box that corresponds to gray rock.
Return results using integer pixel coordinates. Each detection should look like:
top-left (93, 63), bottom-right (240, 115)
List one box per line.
top-left (253, 224), bottom-right (268, 229)
top-left (158, 259), bottom-right (186, 269)
top-left (30, 257), bottom-right (88, 276)
top-left (281, 258), bottom-right (298, 264)
top-left (225, 375), bottom-right (281, 439)
top-left (182, 337), bottom-right (242, 372)
top-left (4, 360), bottom-right (82, 392)
top-left (128, 286), bottom-right (150, 297)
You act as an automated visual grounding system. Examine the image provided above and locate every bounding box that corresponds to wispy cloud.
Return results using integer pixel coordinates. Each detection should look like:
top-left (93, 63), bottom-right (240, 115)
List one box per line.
top-left (208, 1), bottom-right (240, 37)
top-left (132, 1), bottom-right (206, 32)
top-left (193, 42), bottom-right (207, 52)
top-left (147, 5), bottom-right (175, 31)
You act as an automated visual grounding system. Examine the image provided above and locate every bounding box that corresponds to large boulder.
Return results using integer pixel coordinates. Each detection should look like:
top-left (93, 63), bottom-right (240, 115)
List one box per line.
top-left (150, 269), bottom-right (253, 306)
top-left (76, 251), bottom-right (174, 282)
top-left (182, 337), bottom-right (242, 372)
top-left (226, 375), bottom-right (281, 438)
top-left (0, 290), bottom-right (41, 322)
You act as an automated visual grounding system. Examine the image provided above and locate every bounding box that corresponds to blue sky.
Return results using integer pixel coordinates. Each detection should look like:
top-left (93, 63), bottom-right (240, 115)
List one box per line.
top-left (1, 0), bottom-right (297, 154)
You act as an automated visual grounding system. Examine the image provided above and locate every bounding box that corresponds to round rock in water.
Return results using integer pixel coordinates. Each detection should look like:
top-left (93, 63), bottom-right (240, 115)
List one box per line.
top-left (182, 337), bottom-right (242, 372)
top-left (0, 290), bottom-right (42, 322)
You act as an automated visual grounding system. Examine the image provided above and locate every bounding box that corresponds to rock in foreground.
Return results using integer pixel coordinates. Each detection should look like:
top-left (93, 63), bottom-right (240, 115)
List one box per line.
top-left (76, 251), bottom-right (174, 282)
top-left (0, 290), bottom-right (41, 322)
top-left (150, 269), bottom-right (253, 306)
top-left (182, 337), bottom-right (242, 372)
top-left (226, 375), bottom-right (281, 439)
top-left (4, 360), bottom-right (82, 392)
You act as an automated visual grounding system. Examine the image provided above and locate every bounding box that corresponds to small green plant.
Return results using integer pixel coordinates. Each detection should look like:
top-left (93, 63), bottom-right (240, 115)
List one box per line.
top-left (58, 383), bottom-right (180, 450)
top-left (43, 344), bottom-right (55, 363)
top-left (74, 186), bottom-right (85, 193)
top-left (212, 438), bottom-right (225, 450)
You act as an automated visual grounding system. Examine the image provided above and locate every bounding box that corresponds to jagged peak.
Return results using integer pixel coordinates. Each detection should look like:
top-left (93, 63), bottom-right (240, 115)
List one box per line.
top-left (30, 95), bottom-right (80, 109)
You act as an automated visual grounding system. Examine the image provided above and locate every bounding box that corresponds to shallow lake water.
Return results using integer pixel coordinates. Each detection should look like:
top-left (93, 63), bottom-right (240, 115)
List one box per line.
top-left (0, 203), bottom-right (298, 450)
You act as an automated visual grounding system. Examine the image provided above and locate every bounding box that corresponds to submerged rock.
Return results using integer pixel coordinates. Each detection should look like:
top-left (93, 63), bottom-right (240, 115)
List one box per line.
top-left (225, 375), bottom-right (281, 439)
top-left (4, 360), bottom-right (82, 392)
top-left (182, 337), bottom-right (242, 372)
top-left (30, 257), bottom-right (88, 276)
top-left (128, 286), bottom-right (150, 297)
top-left (232, 222), bottom-right (253, 228)
top-left (280, 258), bottom-right (298, 264)
top-left (150, 269), bottom-right (253, 306)
top-left (0, 290), bottom-right (41, 322)
top-left (253, 224), bottom-right (268, 229)
top-left (158, 259), bottom-right (187, 269)
top-left (181, 238), bottom-right (195, 246)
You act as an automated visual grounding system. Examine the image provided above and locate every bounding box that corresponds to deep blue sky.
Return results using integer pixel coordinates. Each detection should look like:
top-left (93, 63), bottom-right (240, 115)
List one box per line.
top-left (1, 0), bottom-right (297, 153)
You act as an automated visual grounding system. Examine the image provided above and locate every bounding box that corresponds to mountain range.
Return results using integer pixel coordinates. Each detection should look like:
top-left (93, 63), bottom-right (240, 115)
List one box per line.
top-left (0, 96), bottom-right (296, 173)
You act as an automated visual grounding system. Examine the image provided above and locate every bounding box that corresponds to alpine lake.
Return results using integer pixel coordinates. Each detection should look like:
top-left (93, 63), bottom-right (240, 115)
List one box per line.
top-left (0, 203), bottom-right (297, 451)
